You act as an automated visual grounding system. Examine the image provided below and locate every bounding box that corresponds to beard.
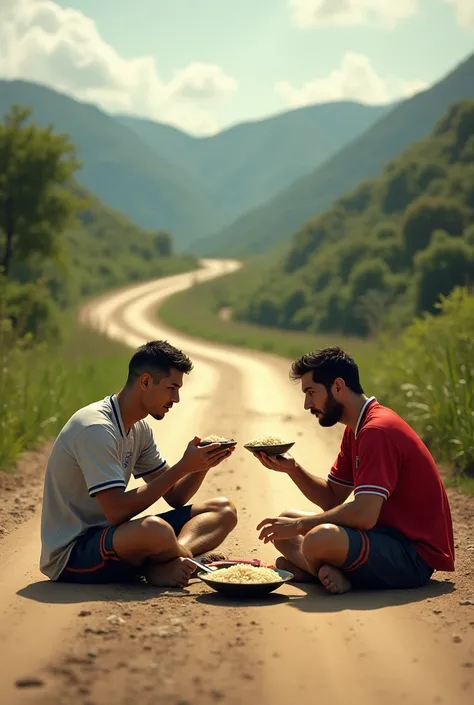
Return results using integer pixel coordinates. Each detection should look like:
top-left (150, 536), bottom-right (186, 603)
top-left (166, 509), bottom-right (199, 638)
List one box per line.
top-left (312, 390), bottom-right (344, 427)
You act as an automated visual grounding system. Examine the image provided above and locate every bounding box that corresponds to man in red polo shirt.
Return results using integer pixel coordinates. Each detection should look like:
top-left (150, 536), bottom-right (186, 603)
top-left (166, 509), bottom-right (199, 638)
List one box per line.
top-left (255, 346), bottom-right (454, 594)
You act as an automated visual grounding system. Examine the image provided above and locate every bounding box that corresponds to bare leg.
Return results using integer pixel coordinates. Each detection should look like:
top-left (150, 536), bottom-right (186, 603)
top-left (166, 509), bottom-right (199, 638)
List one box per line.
top-left (112, 516), bottom-right (194, 588)
top-left (272, 511), bottom-right (353, 594)
top-left (177, 497), bottom-right (238, 558)
top-left (273, 510), bottom-right (319, 583)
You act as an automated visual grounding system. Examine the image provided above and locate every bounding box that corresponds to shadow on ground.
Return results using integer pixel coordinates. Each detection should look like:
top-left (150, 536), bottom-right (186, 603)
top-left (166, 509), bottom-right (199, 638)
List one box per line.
top-left (18, 576), bottom-right (455, 613)
top-left (195, 577), bottom-right (455, 612)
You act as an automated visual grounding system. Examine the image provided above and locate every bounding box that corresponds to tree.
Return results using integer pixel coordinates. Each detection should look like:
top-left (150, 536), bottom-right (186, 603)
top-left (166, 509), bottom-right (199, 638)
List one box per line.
top-left (153, 231), bottom-right (173, 257)
top-left (0, 105), bottom-right (80, 277)
top-left (415, 239), bottom-right (474, 314)
top-left (401, 197), bottom-right (467, 261)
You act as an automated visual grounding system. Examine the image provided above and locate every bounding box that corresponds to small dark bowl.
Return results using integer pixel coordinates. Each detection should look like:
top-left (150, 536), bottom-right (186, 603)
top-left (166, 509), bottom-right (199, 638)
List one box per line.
top-left (243, 442), bottom-right (294, 457)
top-left (197, 567), bottom-right (293, 598)
top-left (199, 439), bottom-right (238, 451)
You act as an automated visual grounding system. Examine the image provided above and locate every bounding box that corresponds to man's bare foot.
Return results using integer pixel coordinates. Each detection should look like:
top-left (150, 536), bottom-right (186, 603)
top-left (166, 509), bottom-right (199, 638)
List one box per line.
top-left (318, 564), bottom-right (352, 594)
top-left (275, 556), bottom-right (316, 583)
top-left (196, 552), bottom-right (227, 565)
top-left (145, 557), bottom-right (195, 588)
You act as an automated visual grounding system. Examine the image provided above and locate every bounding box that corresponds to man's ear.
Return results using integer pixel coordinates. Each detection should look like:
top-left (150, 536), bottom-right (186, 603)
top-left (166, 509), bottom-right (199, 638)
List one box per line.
top-left (333, 377), bottom-right (345, 396)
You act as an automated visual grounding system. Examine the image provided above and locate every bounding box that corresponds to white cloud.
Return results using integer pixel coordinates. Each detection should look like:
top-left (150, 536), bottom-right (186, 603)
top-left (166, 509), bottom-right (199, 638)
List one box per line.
top-left (275, 52), bottom-right (427, 107)
top-left (288, 0), bottom-right (419, 28)
top-left (444, 0), bottom-right (474, 30)
top-left (0, 0), bottom-right (237, 135)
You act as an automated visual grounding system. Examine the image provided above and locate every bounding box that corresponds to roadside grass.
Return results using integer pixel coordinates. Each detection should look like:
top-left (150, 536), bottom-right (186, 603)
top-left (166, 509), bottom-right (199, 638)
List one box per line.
top-left (0, 312), bottom-right (131, 471)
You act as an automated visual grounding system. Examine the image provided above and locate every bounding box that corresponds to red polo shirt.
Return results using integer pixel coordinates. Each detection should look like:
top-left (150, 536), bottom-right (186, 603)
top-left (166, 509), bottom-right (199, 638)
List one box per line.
top-left (328, 398), bottom-right (455, 571)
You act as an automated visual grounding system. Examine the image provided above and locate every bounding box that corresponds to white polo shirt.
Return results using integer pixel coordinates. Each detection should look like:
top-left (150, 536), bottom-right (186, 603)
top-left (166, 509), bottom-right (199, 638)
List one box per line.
top-left (40, 394), bottom-right (167, 580)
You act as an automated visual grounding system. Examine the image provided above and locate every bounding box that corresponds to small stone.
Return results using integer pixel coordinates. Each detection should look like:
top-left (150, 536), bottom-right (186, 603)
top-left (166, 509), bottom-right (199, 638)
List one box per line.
top-left (463, 662), bottom-right (473, 669)
top-left (460, 599), bottom-right (474, 606)
top-left (433, 609), bottom-right (442, 615)
top-left (78, 610), bottom-right (91, 617)
top-left (211, 689), bottom-right (224, 699)
top-left (129, 633), bottom-right (137, 639)
top-left (87, 650), bottom-right (97, 659)
top-left (136, 625), bottom-right (143, 631)
top-left (123, 610), bottom-right (132, 616)
top-left (107, 615), bottom-right (125, 626)
top-left (236, 486), bottom-right (241, 491)
top-left (452, 635), bottom-right (462, 643)
top-left (15, 677), bottom-right (44, 688)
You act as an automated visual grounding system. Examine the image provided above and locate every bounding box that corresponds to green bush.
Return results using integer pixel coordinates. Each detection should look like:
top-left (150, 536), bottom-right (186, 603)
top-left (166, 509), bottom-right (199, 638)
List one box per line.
top-left (414, 238), bottom-right (474, 313)
top-left (372, 288), bottom-right (474, 478)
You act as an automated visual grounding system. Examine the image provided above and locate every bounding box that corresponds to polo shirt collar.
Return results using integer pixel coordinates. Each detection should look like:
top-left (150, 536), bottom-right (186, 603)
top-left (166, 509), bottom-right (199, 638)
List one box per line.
top-left (109, 394), bottom-right (127, 439)
top-left (355, 396), bottom-right (377, 437)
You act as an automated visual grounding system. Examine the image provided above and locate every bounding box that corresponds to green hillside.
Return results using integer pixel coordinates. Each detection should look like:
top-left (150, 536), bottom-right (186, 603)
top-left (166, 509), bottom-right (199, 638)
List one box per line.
top-left (62, 186), bottom-right (196, 300)
top-left (119, 101), bottom-right (390, 223)
top-left (236, 100), bottom-right (474, 336)
top-left (197, 51), bottom-right (474, 257)
top-left (0, 80), bottom-right (222, 247)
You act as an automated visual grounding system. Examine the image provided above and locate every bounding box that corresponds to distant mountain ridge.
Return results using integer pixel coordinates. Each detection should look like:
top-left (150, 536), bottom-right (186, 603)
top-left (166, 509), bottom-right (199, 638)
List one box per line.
top-left (0, 80), bottom-right (223, 248)
top-left (118, 101), bottom-right (391, 224)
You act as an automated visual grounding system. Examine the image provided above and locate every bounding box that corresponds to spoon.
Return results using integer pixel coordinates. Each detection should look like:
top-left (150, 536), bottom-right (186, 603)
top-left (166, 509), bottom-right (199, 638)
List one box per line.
top-left (185, 557), bottom-right (217, 574)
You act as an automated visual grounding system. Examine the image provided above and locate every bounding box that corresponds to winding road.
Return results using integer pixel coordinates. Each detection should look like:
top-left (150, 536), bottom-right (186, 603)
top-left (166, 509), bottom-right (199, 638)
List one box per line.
top-left (0, 260), bottom-right (472, 705)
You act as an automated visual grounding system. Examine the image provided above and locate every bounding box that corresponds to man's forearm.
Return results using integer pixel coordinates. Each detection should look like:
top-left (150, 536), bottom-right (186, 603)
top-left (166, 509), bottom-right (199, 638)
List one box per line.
top-left (286, 464), bottom-right (338, 511)
top-left (165, 470), bottom-right (209, 507)
top-left (298, 499), bottom-right (374, 535)
top-left (108, 461), bottom-right (189, 524)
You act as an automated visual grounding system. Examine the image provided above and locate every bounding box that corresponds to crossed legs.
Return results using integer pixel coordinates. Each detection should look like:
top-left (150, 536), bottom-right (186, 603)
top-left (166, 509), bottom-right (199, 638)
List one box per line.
top-left (273, 510), bottom-right (353, 594)
top-left (112, 497), bottom-right (238, 588)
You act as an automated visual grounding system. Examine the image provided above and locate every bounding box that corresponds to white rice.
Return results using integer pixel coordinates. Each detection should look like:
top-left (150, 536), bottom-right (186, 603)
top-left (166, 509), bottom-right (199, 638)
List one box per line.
top-left (201, 434), bottom-right (230, 443)
top-left (209, 564), bottom-right (283, 584)
top-left (245, 435), bottom-right (287, 447)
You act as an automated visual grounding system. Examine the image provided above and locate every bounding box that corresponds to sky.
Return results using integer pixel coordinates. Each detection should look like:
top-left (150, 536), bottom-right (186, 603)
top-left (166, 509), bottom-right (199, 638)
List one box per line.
top-left (0, 0), bottom-right (473, 135)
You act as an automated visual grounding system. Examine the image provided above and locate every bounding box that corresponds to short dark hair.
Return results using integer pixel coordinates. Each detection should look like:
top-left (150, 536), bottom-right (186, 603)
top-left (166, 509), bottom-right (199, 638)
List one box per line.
top-left (290, 346), bottom-right (364, 394)
top-left (126, 340), bottom-right (193, 385)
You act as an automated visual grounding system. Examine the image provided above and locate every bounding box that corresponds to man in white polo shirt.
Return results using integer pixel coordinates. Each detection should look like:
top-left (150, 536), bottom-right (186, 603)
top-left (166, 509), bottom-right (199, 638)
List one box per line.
top-left (40, 340), bottom-right (237, 588)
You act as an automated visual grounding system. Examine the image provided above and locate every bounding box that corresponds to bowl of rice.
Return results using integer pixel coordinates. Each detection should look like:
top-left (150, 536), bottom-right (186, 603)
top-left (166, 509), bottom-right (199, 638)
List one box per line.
top-left (197, 563), bottom-right (294, 598)
top-left (199, 434), bottom-right (237, 451)
top-left (244, 435), bottom-right (294, 457)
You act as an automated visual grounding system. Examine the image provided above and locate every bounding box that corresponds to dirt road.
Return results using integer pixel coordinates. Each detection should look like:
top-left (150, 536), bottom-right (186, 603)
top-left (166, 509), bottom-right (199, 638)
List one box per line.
top-left (0, 260), bottom-right (473, 705)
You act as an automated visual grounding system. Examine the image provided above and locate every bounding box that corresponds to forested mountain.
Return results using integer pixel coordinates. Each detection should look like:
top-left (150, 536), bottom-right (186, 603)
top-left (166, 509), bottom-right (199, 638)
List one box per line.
top-left (235, 100), bottom-right (474, 337)
top-left (196, 52), bottom-right (474, 257)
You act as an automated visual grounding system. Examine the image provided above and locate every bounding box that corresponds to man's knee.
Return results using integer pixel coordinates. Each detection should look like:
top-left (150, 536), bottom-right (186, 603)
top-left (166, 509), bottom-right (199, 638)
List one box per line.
top-left (302, 523), bottom-right (347, 559)
top-left (139, 515), bottom-right (176, 547)
top-left (204, 496), bottom-right (238, 530)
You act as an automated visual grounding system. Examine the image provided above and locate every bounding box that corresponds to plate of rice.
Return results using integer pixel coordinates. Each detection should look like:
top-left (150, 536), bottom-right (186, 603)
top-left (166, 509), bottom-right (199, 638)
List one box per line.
top-left (244, 435), bottom-right (294, 457)
top-left (199, 434), bottom-right (237, 451)
top-left (197, 563), bottom-right (293, 598)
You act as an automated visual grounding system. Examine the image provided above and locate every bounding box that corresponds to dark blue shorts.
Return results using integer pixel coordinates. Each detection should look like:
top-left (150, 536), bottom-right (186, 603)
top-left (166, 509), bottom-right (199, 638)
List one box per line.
top-left (340, 526), bottom-right (434, 590)
top-left (58, 505), bottom-right (193, 585)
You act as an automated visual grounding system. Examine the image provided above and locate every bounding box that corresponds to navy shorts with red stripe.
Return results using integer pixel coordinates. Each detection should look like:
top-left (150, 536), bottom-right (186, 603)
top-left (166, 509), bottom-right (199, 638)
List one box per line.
top-left (58, 505), bottom-right (193, 584)
top-left (340, 525), bottom-right (434, 590)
